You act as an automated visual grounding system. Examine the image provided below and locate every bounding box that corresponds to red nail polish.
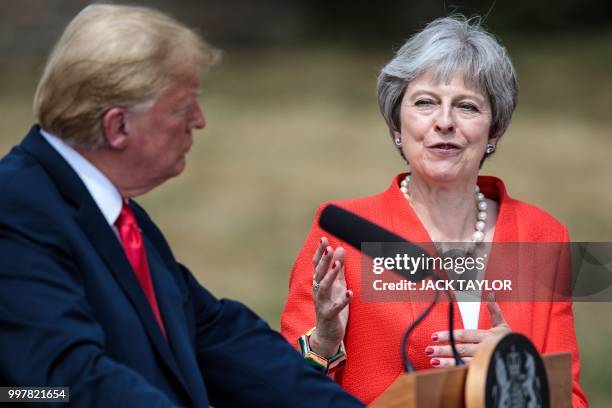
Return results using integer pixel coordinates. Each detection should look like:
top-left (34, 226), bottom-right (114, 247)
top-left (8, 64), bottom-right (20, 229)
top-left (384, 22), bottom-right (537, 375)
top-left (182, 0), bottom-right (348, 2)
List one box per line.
top-left (346, 291), bottom-right (351, 298)
top-left (431, 358), bottom-right (440, 366)
top-left (324, 247), bottom-right (329, 256)
top-left (333, 260), bottom-right (339, 269)
top-left (425, 347), bottom-right (434, 355)
top-left (432, 334), bottom-right (439, 341)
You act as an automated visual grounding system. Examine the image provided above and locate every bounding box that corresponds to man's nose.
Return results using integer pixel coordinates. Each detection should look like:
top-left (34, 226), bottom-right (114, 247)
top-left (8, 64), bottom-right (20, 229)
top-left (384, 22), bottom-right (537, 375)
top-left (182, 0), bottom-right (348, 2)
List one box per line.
top-left (192, 102), bottom-right (205, 129)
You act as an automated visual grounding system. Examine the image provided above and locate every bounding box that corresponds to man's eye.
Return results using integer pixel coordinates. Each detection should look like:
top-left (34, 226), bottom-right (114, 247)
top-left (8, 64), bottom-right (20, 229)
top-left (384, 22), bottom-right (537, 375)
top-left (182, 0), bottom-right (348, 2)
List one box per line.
top-left (175, 102), bottom-right (193, 114)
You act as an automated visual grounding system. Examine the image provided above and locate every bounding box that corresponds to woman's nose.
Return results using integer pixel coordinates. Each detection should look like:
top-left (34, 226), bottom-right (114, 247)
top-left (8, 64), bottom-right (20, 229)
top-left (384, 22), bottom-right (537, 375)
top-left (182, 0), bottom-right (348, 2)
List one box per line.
top-left (435, 106), bottom-right (454, 134)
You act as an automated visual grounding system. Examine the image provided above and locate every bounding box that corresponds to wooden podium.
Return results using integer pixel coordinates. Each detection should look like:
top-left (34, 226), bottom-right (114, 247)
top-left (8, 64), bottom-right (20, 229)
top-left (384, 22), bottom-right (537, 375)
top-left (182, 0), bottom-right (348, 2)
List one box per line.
top-left (369, 333), bottom-right (571, 408)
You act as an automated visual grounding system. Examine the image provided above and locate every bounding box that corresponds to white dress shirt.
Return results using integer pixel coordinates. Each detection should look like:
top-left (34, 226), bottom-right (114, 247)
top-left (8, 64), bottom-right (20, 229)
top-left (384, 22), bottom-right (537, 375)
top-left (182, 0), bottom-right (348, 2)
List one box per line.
top-left (40, 129), bottom-right (122, 227)
top-left (457, 300), bottom-right (480, 330)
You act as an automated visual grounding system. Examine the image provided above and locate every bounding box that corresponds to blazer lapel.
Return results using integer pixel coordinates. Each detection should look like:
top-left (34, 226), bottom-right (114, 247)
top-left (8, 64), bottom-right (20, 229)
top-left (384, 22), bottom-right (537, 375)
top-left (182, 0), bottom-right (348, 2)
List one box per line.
top-left (20, 126), bottom-right (190, 396)
top-left (478, 176), bottom-right (525, 330)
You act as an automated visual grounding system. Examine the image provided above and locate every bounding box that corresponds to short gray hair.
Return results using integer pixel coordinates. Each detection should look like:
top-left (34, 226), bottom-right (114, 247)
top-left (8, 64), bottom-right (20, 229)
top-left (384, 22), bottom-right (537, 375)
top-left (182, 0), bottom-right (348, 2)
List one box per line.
top-left (377, 15), bottom-right (518, 146)
top-left (34, 4), bottom-right (219, 149)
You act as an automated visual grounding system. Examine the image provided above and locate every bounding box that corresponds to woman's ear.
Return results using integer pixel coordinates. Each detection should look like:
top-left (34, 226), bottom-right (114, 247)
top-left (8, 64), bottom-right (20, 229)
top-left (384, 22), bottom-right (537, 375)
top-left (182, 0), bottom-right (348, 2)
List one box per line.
top-left (394, 131), bottom-right (402, 146)
top-left (487, 136), bottom-right (499, 151)
top-left (102, 107), bottom-right (130, 149)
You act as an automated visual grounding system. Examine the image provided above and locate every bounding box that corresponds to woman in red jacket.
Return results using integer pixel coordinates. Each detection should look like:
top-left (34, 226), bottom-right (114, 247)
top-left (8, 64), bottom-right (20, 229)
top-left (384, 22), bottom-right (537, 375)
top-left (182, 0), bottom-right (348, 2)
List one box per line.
top-left (281, 15), bottom-right (587, 407)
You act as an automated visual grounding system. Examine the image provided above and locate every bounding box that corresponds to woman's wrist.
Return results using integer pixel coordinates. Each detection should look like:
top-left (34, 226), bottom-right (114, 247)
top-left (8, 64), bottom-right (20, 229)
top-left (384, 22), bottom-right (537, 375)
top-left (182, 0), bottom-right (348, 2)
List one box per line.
top-left (309, 328), bottom-right (342, 358)
top-left (298, 327), bottom-right (347, 374)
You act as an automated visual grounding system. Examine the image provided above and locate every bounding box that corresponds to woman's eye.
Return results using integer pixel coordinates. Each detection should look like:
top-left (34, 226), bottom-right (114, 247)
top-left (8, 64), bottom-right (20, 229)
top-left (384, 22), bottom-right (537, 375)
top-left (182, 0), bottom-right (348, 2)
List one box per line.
top-left (459, 102), bottom-right (479, 112)
top-left (415, 99), bottom-right (434, 106)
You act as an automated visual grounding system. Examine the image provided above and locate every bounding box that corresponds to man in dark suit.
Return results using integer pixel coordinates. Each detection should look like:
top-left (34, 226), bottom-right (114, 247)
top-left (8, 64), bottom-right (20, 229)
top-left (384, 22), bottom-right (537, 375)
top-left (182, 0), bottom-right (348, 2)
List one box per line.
top-left (0, 4), bottom-right (362, 407)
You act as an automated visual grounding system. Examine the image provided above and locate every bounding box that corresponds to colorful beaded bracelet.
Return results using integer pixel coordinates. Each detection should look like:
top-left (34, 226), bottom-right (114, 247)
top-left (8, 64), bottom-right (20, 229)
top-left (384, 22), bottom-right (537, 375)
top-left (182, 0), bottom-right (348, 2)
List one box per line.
top-left (298, 327), bottom-right (347, 374)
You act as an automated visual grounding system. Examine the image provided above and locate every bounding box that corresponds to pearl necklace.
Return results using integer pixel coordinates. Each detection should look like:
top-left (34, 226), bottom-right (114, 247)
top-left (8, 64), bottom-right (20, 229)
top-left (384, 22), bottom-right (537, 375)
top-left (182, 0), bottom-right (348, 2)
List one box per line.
top-left (399, 174), bottom-right (487, 252)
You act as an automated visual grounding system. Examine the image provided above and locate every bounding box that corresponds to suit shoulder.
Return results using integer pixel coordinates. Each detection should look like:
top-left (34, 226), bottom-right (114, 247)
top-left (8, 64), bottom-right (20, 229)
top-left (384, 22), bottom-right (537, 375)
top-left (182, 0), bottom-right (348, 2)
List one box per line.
top-left (506, 197), bottom-right (569, 240)
top-left (0, 146), bottom-right (55, 200)
top-left (0, 146), bottom-right (70, 232)
top-left (313, 191), bottom-right (388, 220)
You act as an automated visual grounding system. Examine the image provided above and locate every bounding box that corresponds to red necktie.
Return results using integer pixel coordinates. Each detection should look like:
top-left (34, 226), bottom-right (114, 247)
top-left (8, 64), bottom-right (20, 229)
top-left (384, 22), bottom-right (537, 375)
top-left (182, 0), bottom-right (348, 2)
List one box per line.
top-left (115, 201), bottom-right (166, 337)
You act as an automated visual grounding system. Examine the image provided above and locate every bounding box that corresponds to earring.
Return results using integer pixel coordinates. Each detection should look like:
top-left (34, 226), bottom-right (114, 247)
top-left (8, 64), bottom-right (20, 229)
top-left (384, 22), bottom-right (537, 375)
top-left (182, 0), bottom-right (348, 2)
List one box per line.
top-left (485, 143), bottom-right (496, 154)
top-left (394, 137), bottom-right (401, 146)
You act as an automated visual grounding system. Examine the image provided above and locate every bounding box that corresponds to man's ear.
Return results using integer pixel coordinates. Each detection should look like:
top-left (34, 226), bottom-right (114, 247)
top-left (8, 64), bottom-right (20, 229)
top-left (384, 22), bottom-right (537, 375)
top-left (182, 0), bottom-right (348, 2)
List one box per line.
top-left (102, 107), bottom-right (130, 149)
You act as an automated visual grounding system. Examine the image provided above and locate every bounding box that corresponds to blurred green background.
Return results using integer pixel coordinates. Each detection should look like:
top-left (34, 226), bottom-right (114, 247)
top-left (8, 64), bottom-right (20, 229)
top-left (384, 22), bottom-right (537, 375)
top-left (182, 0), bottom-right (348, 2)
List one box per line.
top-left (1, 0), bottom-right (611, 405)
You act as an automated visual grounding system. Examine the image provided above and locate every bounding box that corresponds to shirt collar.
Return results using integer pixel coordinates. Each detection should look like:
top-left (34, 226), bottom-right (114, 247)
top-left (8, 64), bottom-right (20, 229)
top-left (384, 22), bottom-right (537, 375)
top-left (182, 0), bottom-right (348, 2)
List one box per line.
top-left (40, 129), bottom-right (122, 226)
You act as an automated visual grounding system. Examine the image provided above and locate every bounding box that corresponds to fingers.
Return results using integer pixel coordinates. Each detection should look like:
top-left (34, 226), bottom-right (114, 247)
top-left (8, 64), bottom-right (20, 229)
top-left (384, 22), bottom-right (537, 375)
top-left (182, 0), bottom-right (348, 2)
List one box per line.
top-left (313, 247), bottom-right (333, 284)
top-left (312, 237), bottom-right (329, 269)
top-left (313, 240), bottom-right (345, 286)
top-left (430, 357), bottom-right (473, 368)
top-left (316, 273), bottom-right (352, 322)
top-left (318, 248), bottom-right (345, 291)
top-left (432, 329), bottom-right (487, 344)
top-left (316, 250), bottom-right (350, 315)
top-left (426, 298), bottom-right (510, 369)
top-left (313, 238), bottom-right (331, 283)
top-left (312, 243), bottom-right (350, 320)
top-left (486, 295), bottom-right (509, 328)
top-left (310, 238), bottom-right (351, 352)
top-left (425, 343), bottom-right (478, 359)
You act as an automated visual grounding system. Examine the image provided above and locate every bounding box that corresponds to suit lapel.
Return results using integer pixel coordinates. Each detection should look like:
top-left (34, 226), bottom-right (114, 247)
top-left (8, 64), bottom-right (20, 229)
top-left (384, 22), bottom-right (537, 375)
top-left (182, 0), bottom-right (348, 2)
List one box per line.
top-left (133, 203), bottom-right (208, 407)
top-left (143, 236), bottom-right (207, 406)
top-left (74, 207), bottom-right (190, 393)
top-left (20, 126), bottom-right (191, 397)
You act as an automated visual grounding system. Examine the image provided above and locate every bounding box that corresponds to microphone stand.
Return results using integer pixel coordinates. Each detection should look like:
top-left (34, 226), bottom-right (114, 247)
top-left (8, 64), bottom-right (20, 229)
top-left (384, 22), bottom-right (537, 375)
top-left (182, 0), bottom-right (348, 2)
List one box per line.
top-left (401, 271), bottom-right (464, 372)
top-left (447, 292), bottom-right (465, 367)
top-left (401, 277), bottom-right (438, 372)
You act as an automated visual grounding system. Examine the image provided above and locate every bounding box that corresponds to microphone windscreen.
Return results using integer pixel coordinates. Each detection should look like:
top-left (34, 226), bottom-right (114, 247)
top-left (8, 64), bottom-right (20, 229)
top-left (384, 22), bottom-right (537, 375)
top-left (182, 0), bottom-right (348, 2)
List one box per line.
top-left (318, 204), bottom-right (431, 281)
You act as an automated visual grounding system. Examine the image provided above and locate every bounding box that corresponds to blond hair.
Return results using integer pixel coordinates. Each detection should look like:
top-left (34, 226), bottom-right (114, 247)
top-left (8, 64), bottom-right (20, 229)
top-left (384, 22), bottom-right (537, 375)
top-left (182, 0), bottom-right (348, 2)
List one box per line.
top-left (34, 4), bottom-right (218, 148)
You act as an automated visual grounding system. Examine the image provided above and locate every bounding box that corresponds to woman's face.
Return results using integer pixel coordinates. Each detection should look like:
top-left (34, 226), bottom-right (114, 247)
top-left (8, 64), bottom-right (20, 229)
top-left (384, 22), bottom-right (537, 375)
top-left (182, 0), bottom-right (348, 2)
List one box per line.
top-left (398, 71), bottom-right (494, 185)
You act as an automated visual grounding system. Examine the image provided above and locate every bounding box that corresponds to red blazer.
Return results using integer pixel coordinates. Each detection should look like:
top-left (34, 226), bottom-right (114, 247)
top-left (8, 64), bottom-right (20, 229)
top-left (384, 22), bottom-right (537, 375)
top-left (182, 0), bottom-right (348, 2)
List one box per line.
top-left (281, 174), bottom-right (587, 407)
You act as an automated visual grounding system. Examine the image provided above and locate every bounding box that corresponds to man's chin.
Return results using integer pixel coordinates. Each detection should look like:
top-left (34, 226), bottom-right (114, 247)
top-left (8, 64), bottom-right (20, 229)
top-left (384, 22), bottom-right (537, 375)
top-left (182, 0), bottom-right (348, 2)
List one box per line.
top-left (172, 157), bottom-right (188, 177)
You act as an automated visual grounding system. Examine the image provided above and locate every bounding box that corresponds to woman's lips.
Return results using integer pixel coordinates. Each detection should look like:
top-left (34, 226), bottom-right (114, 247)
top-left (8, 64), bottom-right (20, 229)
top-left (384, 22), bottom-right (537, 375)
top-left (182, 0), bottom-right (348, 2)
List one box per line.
top-left (427, 143), bottom-right (462, 155)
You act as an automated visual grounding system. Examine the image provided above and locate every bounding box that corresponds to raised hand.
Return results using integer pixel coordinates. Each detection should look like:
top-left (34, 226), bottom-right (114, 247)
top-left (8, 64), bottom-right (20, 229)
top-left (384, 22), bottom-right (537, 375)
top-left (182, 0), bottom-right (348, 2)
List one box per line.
top-left (309, 236), bottom-right (352, 358)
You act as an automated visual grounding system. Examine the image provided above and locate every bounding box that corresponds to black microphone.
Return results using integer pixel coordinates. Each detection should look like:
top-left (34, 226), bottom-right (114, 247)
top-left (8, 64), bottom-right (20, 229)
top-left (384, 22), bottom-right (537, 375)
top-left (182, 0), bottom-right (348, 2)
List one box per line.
top-left (317, 204), bottom-right (465, 371)
top-left (318, 204), bottom-right (432, 282)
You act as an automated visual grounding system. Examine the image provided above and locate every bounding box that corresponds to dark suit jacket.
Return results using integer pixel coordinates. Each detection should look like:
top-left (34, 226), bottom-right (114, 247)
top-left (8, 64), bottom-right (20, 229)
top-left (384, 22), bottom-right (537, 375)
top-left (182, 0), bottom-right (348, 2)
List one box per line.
top-left (0, 126), bottom-right (363, 408)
